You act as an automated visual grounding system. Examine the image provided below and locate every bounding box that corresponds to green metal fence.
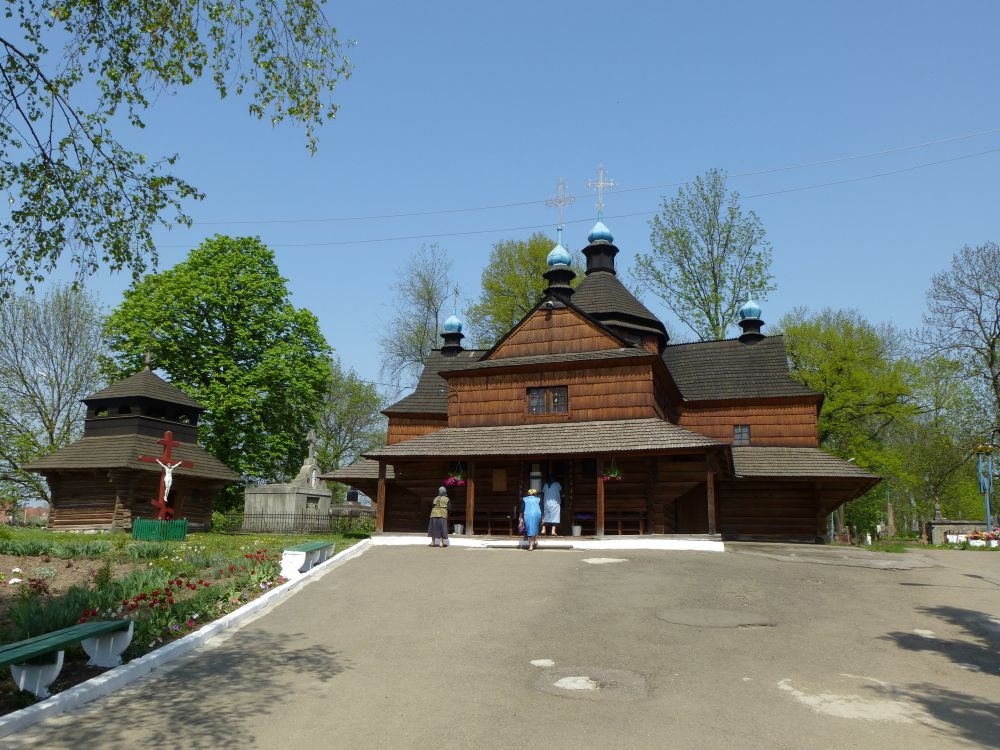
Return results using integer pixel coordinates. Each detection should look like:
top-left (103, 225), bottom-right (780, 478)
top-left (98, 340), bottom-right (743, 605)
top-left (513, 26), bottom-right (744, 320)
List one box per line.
top-left (132, 517), bottom-right (188, 542)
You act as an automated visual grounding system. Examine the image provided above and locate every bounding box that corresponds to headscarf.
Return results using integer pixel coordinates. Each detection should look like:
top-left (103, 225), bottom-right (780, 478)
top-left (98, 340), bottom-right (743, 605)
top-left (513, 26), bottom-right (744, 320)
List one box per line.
top-left (527, 488), bottom-right (538, 495)
top-left (438, 486), bottom-right (448, 496)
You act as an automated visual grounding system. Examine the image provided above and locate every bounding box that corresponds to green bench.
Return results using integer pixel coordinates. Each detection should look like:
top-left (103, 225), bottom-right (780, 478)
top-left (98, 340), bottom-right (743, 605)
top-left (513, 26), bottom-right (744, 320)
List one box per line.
top-left (280, 540), bottom-right (336, 579)
top-left (0, 620), bottom-right (134, 699)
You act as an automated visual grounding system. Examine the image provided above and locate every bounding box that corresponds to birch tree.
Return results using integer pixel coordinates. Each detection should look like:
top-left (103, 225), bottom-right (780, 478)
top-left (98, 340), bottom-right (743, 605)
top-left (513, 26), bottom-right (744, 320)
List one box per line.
top-left (633, 169), bottom-right (775, 341)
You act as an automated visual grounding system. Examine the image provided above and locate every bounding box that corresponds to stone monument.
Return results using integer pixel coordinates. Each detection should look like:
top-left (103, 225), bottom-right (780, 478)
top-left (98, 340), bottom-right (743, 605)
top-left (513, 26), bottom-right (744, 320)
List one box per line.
top-left (242, 430), bottom-right (332, 531)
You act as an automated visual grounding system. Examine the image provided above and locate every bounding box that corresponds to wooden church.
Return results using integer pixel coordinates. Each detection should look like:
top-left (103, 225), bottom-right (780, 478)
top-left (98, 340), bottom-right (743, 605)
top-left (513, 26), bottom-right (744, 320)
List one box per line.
top-left (25, 367), bottom-right (240, 530)
top-left (327, 217), bottom-right (878, 542)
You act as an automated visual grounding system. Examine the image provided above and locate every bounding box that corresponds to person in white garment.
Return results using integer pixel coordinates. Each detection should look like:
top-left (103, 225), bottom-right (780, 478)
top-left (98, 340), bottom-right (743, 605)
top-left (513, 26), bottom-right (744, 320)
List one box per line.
top-left (540, 478), bottom-right (562, 536)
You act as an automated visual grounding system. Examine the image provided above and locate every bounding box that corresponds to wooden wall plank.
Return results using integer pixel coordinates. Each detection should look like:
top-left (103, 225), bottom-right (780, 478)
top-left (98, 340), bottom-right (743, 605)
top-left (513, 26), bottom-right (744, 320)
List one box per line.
top-left (449, 365), bottom-right (659, 427)
top-left (679, 403), bottom-right (819, 447)
top-left (490, 308), bottom-right (622, 360)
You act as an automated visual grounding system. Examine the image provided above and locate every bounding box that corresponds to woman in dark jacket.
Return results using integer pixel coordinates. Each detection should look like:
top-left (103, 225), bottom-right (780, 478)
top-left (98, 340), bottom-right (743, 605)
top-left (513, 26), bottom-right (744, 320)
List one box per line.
top-left (428, 486), bottom-right (450, 548)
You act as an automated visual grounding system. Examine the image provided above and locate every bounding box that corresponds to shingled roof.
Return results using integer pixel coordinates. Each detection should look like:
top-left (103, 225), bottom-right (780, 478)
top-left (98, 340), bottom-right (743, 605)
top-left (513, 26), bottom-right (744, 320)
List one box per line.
top-left (366, 418), bottom-right (720, 459)
top-left (86, 369), bottom-right (203, 410)
top-left (319, 458), bottom-right (396, 481)
top-left (732, 447), bottom-right (878, 480)
top-left (572, 272), bottom-right (666, 333)
top-left (662, 336), bottom-right (819, 402)
top-left (24, 434), bottom-right (240, 482)
top-left (383, 349), bottom-right (486, 415)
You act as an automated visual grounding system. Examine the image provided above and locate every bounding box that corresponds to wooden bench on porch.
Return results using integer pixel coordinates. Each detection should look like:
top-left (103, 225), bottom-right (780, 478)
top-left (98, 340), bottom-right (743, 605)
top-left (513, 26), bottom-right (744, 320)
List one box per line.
top-left (574, 511), bottom-right (646, 536)
top-left (606, 511), bottom-right (646, 535)
top-left (0, 620), bottom-right (134, 698)
top-left (280, 540), bottom-right (336, 579)
top-left (474, 510), bottom-right (514, 536)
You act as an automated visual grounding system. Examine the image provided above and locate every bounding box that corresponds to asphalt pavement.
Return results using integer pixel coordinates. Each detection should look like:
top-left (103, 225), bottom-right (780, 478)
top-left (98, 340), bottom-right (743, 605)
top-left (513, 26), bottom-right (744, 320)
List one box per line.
top-left (5, 543), bottom-right (1000, 749)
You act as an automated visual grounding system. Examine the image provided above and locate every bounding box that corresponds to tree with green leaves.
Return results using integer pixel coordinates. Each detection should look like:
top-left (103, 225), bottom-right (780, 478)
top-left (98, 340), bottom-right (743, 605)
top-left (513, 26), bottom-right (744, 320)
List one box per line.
top-left (780, 308), bottom-right (918, 535)
top-left (464, 232), bottom-right (583, 348)
top-left (633, 169), bottom-right (775, 341)
top-left (316, 358), bottom-right (385, 499)
top-left (886, 356), bottom-right (986, 524)
top-left (0, 285), bottom-right (105, 506)
top-left (379, 243), bottom-right (453, 388)
top-left (0, 0), bottom-right (352, 295)
top-left (103, 236), bottom-right (331, 508)
top-left (781, 307), bottom-right (917, 464)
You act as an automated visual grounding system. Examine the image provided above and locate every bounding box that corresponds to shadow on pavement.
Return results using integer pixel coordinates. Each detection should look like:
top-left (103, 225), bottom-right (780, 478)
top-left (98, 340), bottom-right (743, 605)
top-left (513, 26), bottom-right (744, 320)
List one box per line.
top-left (41, 631), bottom-right (349, 749)
top-left (883, 606), bottom-right (1000, 748)
top-left (885, 605), bottom-right (1000, 673)
top-left (894, 683), bottom-right (1000, 749)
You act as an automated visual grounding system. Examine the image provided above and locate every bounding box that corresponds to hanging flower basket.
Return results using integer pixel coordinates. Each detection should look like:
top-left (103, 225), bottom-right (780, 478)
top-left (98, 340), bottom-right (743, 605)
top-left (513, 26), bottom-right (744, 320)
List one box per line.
top-left (444, 464), bottom-right (466, 488)
top-left (601, 460), bottom-right (623, 482)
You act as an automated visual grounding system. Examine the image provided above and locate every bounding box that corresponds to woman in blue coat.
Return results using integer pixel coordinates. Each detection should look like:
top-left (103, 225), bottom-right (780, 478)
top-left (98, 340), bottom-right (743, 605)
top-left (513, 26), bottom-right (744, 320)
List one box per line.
top-left (520, 488), bottom-right (542, 551)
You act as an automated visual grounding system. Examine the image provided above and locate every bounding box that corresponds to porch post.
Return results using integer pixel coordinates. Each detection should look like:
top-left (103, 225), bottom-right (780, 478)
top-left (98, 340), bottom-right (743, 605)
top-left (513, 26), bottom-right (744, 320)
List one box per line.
top-left (375, 460), bottom-right (387, 533)
top-left (814, 481), bottom-right (825, 542)
top-left (465, 460), bottom-right (476, 535)
top-left (595, 457), bottom-right (605, 536)
top-left (645, 457), bottom-right (657, 535)
top-left (706, 470), bottom-right (717, 535)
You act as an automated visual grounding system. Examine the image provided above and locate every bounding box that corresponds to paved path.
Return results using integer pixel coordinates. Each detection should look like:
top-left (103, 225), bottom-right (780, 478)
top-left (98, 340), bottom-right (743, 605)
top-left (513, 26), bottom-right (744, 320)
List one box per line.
top-left (6, 544), bottom-right (1000, 749)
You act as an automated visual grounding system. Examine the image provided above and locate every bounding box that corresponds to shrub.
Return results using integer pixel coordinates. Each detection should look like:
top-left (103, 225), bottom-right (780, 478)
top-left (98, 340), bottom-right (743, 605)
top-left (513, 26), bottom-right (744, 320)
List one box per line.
top-left (211, 511), bottom-right (227, 532)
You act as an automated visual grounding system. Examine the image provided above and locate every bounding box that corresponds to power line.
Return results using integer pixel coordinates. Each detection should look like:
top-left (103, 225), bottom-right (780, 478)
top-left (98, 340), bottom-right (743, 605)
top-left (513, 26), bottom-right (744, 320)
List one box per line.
top-left (191, 126), bottom-right (1000, 226)
top-left (160, 145), bottom-right (1000, 249)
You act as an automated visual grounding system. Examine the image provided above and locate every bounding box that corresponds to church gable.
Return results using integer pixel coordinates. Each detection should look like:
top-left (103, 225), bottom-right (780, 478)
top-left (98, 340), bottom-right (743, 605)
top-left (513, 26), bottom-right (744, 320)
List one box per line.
top-left (487, 306), bottom-right (625, 360)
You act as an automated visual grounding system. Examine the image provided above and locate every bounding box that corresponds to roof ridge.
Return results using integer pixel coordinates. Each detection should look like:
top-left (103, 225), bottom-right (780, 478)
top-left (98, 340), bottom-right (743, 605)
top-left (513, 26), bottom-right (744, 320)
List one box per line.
top-left (664, 334), bottom-right (785, 348)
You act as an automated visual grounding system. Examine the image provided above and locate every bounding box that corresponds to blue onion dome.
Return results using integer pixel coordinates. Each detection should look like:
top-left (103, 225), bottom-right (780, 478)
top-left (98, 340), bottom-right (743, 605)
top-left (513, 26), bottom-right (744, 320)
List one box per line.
top-left (546, 243), bottom-right (572, 267)
top-left (587, 220), bottom-right (614, 244)
top-left (739, 296), bottom-right (762, 320)
top-left (442, 314), bottom-right (463, 333)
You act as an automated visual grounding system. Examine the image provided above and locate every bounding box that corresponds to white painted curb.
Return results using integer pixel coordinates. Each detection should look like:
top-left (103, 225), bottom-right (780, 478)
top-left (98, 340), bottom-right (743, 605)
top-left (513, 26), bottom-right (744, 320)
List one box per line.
top-left (0, 538), bottom-right (372, 739)
top-left (371, 534), bottom-right (724, 552)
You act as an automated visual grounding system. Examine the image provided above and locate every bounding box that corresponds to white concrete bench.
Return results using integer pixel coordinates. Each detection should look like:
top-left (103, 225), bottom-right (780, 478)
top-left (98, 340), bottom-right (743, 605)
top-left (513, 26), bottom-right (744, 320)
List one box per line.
top-left (280, 540), bottom-right (336, 579)
top-left (0, 620), bottom-right (134, 698)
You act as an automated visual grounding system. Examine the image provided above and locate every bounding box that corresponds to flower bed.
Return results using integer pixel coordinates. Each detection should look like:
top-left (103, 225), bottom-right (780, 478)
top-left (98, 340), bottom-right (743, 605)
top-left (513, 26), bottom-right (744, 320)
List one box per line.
top-left (0, 528), bottom-right (365, 714)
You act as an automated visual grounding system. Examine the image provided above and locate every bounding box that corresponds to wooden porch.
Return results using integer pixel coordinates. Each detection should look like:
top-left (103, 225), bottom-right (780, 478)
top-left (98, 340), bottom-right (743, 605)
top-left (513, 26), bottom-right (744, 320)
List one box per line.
top-left (372, 453), bottom-right (726, 537)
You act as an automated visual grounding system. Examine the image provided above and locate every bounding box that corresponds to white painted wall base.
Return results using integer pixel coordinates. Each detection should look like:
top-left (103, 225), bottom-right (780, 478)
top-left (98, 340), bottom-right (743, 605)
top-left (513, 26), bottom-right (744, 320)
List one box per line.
top-left (371, 535), bottom-right (725, 552)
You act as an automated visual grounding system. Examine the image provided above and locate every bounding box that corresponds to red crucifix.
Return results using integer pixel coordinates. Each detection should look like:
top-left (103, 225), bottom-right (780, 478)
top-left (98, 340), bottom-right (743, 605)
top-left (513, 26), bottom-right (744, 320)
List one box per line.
top-left (138, 431), bottom-right (194, 520)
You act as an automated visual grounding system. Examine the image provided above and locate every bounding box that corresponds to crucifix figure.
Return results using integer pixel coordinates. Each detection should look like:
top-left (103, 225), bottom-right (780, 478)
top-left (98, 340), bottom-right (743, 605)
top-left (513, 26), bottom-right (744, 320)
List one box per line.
top-left (307, 428), bottom-right (317, 460)
top-left (586, 163), bottom-right (615, 219)
top-left (155, 459), bottom-right (183, 504)
top-left (138, 431), bottom-right (194, 520)
top-left (545, 177), bottom-right (576, 246)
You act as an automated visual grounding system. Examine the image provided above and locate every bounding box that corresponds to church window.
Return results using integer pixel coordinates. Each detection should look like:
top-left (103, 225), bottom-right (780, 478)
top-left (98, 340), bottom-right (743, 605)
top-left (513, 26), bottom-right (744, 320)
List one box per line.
top-left (526, 386), bottom-right (569, 415)
top-left (528, 388), bottom-right (547, 415)
top-left (733, 424), bottom-right (751, 446)
top-left (550, 386), bottom-right (568, 413)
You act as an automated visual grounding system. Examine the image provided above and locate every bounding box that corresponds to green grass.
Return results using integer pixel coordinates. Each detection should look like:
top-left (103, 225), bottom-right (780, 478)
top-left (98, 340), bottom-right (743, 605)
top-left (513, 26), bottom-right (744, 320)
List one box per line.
top-left (863, 542), bottom-right (910, 553)
top-left (0, 527), bottom-right (367, 562)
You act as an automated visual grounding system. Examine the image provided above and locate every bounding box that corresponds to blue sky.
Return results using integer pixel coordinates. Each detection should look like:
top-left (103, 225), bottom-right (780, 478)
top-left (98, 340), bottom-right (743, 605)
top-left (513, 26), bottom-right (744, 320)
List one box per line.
top-left (55, 0), bottom-right (1000, 388)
